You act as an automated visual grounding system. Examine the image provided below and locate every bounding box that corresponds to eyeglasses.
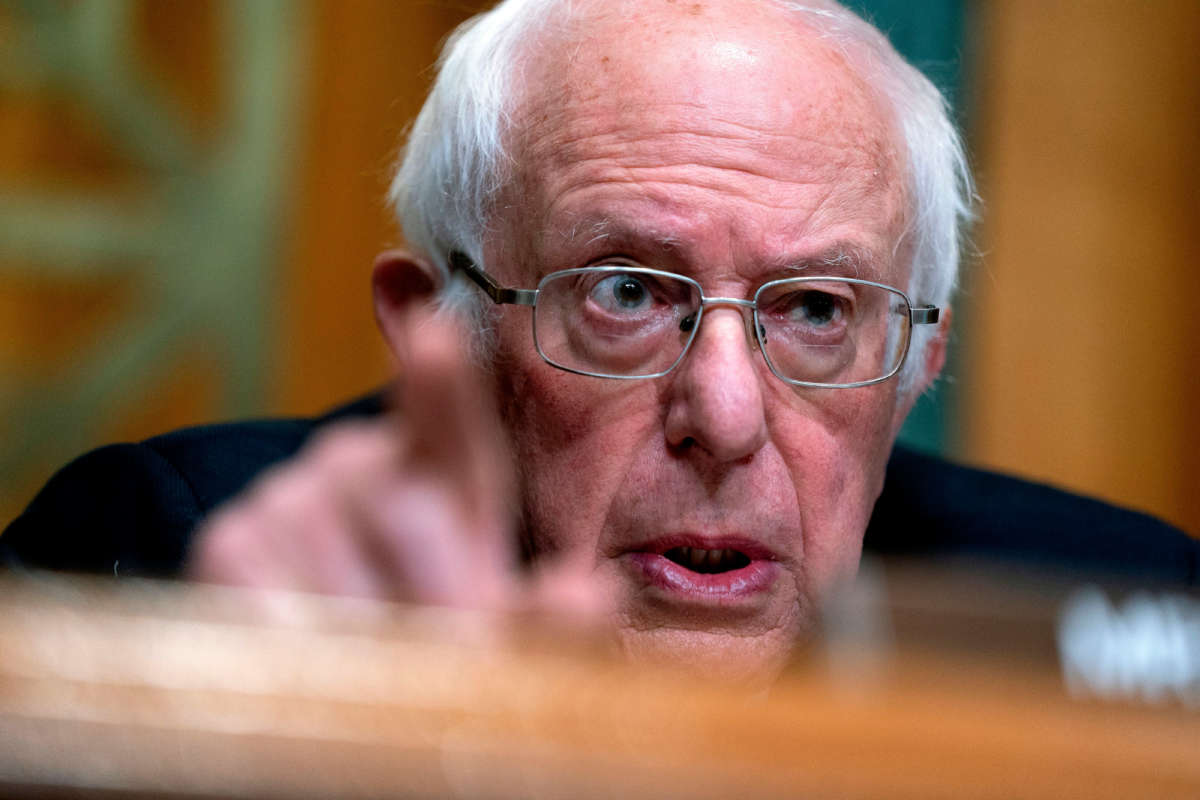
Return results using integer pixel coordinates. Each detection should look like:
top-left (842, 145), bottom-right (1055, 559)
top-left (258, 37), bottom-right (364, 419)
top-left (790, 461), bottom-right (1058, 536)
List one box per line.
top-left (451, 252), bottom-right (939, 388)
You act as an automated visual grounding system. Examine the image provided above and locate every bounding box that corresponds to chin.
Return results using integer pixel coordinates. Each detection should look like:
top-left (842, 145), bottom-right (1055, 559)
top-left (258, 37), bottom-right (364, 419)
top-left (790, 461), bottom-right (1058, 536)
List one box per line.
top-left (614, 624), bottom-right (808, 688)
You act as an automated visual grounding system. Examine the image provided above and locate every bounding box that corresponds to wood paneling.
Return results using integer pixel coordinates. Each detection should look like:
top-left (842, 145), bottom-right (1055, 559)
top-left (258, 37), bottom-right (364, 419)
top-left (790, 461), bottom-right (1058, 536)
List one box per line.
top-left (963, 1), bottom-right (1200, 533)
top-left (6, 1), bottom-right (1197, 537)
top-left (271, 1), bottom-right (484, 416)
top-left (0, 3), bottom-right (482, 524)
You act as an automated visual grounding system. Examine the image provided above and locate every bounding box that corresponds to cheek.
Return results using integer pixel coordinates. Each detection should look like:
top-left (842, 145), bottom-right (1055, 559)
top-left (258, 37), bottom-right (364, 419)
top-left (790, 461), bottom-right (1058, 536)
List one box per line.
top-left (493, 313), bottom-right (661, 557)
top-left (773, 381), bottom-right (897, 486)
top-left (770, 385), bottom-right (897, 572)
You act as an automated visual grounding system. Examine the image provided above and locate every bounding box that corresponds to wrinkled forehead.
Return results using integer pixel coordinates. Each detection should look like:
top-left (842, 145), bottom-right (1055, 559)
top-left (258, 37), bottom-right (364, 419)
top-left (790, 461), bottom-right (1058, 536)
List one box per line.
top-left (508, 0), bottom-right (904, 178)
top-left (489, 0), bottom-right (911, 283)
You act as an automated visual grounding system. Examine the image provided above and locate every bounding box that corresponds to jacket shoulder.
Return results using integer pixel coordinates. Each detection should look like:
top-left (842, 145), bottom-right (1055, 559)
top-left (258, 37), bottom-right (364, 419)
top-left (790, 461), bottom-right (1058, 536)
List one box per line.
top-left (1, 417), bottom-right (320, 575)
top-left (1, 392), bottom-right (388, 575)
top-left (867, 446), bottom-right (1199, 585)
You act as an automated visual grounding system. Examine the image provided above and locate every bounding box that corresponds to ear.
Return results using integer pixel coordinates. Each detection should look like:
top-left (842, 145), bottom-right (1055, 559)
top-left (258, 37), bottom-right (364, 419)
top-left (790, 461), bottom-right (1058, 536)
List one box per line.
top-left (372, 249), bottom-right (442, 357)
top-left (893, 306), bottom-right (952, 427)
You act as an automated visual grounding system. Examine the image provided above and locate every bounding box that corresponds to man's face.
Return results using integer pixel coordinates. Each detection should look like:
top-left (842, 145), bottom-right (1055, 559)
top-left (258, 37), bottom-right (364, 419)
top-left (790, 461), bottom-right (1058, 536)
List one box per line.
top-left (486, 2), bottom-right (917, 678)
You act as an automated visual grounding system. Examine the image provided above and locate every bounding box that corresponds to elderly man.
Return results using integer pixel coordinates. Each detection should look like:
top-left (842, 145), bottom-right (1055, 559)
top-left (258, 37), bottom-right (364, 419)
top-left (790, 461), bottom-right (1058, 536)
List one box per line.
top-left (4, 0), bottom-right (1195, 679)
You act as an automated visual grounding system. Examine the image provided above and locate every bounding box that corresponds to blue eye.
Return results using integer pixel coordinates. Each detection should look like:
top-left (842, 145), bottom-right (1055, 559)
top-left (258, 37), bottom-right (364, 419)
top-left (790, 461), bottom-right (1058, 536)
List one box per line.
top-left (592, 273), bottom-right (652, 312)
top-left (795, 290), bottom-right (838, 326)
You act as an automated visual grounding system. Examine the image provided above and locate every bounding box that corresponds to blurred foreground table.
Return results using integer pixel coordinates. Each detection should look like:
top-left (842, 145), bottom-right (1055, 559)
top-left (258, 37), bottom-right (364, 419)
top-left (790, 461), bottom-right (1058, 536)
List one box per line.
top-left (0, 562), bottom-right (1196, 799)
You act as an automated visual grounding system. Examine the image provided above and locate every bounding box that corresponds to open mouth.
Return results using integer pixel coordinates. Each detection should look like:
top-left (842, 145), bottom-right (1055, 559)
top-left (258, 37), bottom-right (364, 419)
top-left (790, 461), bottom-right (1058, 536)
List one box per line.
top-left (621, 537), bottom-right (779, 602)
top-left (662, 546), bottom-right (752, 574)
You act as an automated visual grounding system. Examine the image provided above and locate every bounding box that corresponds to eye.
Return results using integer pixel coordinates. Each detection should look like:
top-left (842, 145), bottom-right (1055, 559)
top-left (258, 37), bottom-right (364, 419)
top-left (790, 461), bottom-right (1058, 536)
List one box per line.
top-left (591, 273), bottom-right (653, 313)
top-left (792, 290), bottom-right (841, 326)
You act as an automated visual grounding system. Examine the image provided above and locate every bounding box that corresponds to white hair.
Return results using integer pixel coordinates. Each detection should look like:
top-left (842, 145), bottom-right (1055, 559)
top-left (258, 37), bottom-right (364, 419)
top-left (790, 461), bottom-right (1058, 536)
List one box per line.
top-left (388, 0), bottom-right (974, 392)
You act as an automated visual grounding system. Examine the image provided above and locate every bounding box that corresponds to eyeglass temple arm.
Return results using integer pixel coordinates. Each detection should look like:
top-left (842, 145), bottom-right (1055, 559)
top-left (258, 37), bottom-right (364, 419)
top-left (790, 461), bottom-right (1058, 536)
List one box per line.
top-left (449, 251), bottom-right (537, 306)
top-left (910, 306), bottom-right (939, 325)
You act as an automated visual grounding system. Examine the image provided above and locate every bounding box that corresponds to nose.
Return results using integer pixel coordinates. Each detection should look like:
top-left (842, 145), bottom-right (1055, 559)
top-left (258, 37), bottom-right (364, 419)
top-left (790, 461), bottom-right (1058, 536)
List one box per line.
top-left (664, 304), bottom-right (768, 463)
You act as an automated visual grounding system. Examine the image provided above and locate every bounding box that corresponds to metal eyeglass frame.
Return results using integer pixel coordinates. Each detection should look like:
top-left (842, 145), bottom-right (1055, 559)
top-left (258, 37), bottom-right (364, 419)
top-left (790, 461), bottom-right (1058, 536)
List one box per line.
top-left (449, 251), bottom-right (940, 388)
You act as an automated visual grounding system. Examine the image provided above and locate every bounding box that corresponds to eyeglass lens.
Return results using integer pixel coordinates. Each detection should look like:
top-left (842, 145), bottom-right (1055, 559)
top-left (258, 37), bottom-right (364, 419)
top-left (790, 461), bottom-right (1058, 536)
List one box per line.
top-left (532, 268), bottom-right (911, 385)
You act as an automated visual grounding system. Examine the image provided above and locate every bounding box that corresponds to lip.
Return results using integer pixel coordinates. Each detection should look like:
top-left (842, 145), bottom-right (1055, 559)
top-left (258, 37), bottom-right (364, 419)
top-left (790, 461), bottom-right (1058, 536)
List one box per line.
top-left (619, 535), bottom-right (781, 605)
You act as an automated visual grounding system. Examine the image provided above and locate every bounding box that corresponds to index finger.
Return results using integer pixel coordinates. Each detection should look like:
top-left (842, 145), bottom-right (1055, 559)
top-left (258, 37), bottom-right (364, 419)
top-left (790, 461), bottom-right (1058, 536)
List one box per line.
top-left (391, 308), bottom-right (515, 536)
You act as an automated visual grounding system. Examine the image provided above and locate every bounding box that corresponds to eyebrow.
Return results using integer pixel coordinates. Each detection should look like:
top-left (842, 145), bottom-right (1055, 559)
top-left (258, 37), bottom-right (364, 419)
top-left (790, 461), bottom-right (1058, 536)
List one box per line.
top-left (563, 215), bottom-right (684, 253)
top-left (781, 244), bottom-right (883, 280)
top-left (556, 217), bottom-right (884, 280)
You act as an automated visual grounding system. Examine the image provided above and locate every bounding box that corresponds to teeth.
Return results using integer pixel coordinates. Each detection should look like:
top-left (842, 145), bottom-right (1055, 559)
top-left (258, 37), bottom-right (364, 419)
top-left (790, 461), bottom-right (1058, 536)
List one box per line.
top-left (664, 546), bottom-right (749, 573)
top-left (681, 547), bottom-right (731, 569)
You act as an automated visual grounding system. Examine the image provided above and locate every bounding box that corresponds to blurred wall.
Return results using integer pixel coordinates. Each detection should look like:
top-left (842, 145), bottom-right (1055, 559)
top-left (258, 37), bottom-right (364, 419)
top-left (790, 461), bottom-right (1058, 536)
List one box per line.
top-left (961, 1), bottom-right (1200, 534)
top-left (272, 0), bottom-right (488, 417)
top-left (1, 1), bottom-right (1197, 536)
top-left (0, 1), bottom-right (483, 526)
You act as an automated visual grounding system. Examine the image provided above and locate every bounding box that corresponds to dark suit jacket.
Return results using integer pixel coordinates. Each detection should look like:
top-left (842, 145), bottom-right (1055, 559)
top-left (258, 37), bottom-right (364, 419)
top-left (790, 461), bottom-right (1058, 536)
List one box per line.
top-left (3, 393), bottom-right (1197, 586)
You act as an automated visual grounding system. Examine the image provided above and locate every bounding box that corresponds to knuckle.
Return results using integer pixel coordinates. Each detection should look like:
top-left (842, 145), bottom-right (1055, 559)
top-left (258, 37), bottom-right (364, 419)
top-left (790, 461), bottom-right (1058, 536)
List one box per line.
top-left (303, 420), bottom-right (396, 478)
top-left (190, 507), bottom-right (256, 575)
top-left (255, 467), bottom-right (320, 517)
top-left (306, 418), bottom-right (381, 456)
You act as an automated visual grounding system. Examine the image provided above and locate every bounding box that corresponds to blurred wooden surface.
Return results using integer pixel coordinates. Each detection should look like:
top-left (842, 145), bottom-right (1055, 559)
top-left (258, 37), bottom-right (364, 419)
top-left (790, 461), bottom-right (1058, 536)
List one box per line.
top-left (0, 568), bottom-right (1197, 799)
top-left (963, 1), bottom-right (1200, 534)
